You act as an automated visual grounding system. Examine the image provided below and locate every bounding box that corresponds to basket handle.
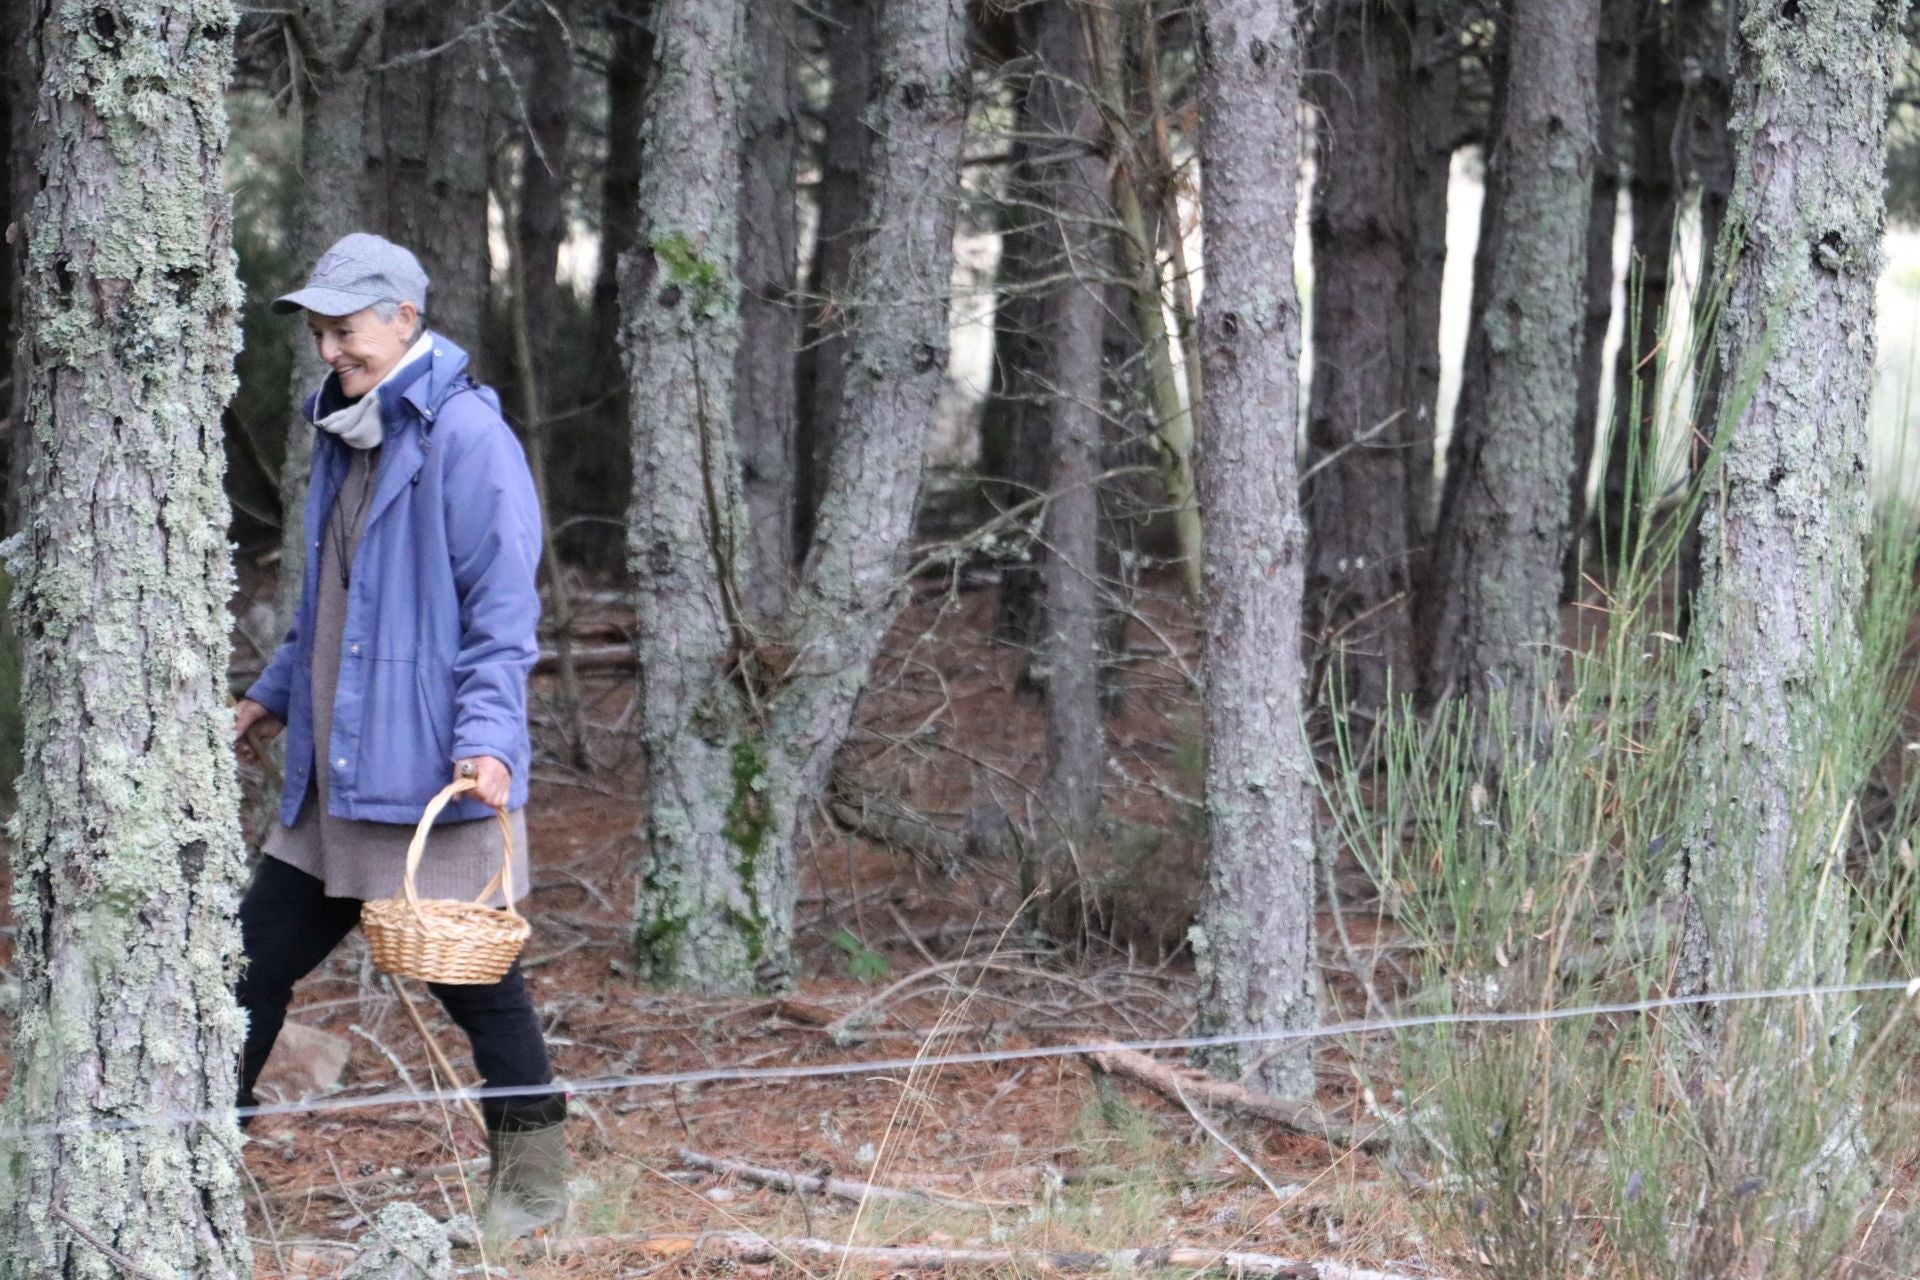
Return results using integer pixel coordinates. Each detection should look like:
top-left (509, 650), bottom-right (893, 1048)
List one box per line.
top-left (402, 778), bottom-right (522, 926)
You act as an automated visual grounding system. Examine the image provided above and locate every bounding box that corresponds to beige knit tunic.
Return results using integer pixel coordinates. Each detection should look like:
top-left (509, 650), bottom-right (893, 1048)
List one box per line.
top-left (264, 444), bottom-right (532, 905)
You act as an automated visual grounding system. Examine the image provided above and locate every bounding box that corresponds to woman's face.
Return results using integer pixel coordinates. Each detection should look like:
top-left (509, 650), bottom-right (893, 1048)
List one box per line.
top-left (307, 304), bottom-right (418, 400)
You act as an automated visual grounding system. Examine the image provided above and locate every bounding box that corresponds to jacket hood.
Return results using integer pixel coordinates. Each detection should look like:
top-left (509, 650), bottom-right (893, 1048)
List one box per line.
top-left (306, 331), bottom-right (474, 427)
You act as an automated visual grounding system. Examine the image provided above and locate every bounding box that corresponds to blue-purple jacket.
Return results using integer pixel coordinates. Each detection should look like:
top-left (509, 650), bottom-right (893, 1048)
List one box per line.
top-left (247, 334), bottom-right (542, 827)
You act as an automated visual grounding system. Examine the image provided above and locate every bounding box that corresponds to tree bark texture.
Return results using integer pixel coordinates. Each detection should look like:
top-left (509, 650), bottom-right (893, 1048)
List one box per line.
top-left (1, 0), bottom-right (21, 523)
top-left (1685, 0), bottom-right (1896, 994)
top-left (278, 0), bottom-right (380, 636)
top-left (1304, 0), bottom-right (1416, 724)
top-left (624, 0), bottom-right (762, 990)
top-left (985, 101), bottom-right (1049, 648)
top-left (509, 0), bottom-right (585, 768)
top-left (516, 0), bottom-right (573, 382)
top-left (736, 0), bottom-right (801, 617)
top-left (1189, 0), bottom-right (1319, 1100)
top-left (629, 0), bottom-right (970, 991)
top-left (1421, 0), bottom-right (1598, 707)
top-left (589, 0), bottom-right (652, 405)
top-left (1026, 0), bottom-right (1111, 923)
top-left (794, 0), bottom-right (874, 554)
top-left (362, 0), bottom-right (491, 354)
top-left (1400, 0), bottom-right (1461, 541)
top-left (2, 4), bottom-right (249, 1275)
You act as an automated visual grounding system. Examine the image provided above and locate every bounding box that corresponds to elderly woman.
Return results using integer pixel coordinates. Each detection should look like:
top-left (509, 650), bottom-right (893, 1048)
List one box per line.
top-left (234, 233), bottom-right (568, 1237)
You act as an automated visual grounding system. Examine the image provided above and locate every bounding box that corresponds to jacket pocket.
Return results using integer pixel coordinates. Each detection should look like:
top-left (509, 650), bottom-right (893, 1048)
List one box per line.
top-left (353, 656), bottom-right (451, 809)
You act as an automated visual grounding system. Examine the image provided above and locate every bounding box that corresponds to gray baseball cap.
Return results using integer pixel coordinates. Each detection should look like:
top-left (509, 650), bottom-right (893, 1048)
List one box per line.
top-left (271, 232), bottom-right (429, 317)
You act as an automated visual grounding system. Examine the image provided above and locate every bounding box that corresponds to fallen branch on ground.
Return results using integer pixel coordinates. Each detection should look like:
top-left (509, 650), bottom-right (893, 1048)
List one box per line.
top-left (828, 773), bottom-right (970, 871)
top-left (677, 1149), bottom-right (1018, 1211)
top-left (1089, 1045), bottom-right (1385, 1153)
top-left (519, 1229), bottom-right (1446, 1278)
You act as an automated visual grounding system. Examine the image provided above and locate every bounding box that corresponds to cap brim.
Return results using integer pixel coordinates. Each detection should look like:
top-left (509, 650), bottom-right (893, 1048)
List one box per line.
top-left (270, 286), bottom-right (388, 316)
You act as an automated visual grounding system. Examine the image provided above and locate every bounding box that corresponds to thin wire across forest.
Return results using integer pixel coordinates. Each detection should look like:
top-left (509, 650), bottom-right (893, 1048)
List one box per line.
top-left (5, 976), bottom-right (1912, 1140)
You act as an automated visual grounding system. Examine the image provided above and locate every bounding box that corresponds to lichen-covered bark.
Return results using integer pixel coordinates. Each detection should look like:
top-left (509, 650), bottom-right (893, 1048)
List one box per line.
top-left (628, 0), bottom-right (969, 992)
top-left (361, 0), bottom-right (490, 352)
top-left (624, 0), bottom-right (762, 990)
top-left (735, 0), bottom-right (800, 618)
top-left (1, 6), bottom-right (20, 529)
top-left (1028, 0), bottom-right (1110, 920)
top-left (2, 4), bottom-right (249, 1275)
top-left (1188, 0), bottom-right (1318, 1101)
top-left (1421, 0), bottom-right (1598, 706)
top-left (1304, 0), bottom-right (1415, 723)
top-left (278, 0), bottom-right (380, 634)
top-left (1686, 0), bottom-right (1896, 995)
top-left (771, 0), bottom-right (970, 927)
top-left (3, 5), bottom-right (45, 535)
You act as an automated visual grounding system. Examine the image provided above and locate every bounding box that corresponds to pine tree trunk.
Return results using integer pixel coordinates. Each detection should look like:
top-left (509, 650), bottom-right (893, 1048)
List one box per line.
top-left (794, 0), bottom-right (874, 555)
top-left (1189, 0), bottom-right (1319, 1101)
top-left (516, 0), bottom-right (572, 378)
top-left (2, 6), bottom-right (248, 1274)
top-left (1304, 0), bottom-right (1416, 724)
top-left (0, 0), bottom-right (19, 521)
top-left (1421, 0), bottom-right (1598, 707)
top-left (630, 0), bottom-right (970, 991)
top-left (624, 0), bottom-right (763, 990)
top-left (1685, 0), bottom-right (1895, 999)
top-left (278, 0), bottom-right (380, 635)
top-left (510, 0), bottom-right (586, 769)
top-left (589, 0), bottom-right (652, 405)
top-left (985, 89), bottom-right (1048, 648)
top-left (1401, 0), bottom-right (1460, 541)
top-left (363, 0), bottom-right (491, 354)
top-left (1027, 0), bottom-right (1110, 926)
top-left (736, 0), bottom-right (800, 617)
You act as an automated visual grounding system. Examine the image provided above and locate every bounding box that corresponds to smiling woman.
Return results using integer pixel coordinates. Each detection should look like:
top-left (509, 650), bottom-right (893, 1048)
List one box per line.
top-left (231, 231), bottom-right (572, 1240)
top-left (305, 305), bottom-right (419, 401)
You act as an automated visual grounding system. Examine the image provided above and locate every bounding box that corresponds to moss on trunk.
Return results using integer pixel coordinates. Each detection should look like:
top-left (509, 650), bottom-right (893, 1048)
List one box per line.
top-left (2, 4), bottom-right (249, 1275)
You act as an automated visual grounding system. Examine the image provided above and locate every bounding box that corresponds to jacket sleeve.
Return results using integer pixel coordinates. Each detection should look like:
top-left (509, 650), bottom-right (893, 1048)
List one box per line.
top-left (443, 409), bottom-right (543, 769)
top-left (246, 624), bottom-right (301, 722)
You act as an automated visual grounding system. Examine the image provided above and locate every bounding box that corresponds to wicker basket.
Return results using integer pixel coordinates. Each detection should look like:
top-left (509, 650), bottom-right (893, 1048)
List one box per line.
top-left (361, 778), bottom-right (531, 984)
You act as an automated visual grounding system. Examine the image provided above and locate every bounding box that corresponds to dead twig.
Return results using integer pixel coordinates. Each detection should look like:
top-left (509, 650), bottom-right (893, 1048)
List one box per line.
top-left (1089, 1045), bottom-right (1386, 1153)
top-left (50, 1207), bottom-right (172, 1280)
top-left (520, 1229), bottom-right (1448, 1279)
top-left (676, 1148), bottom-right (1018, 1212)
top-left (386, 974), bottom-right (488, 1136)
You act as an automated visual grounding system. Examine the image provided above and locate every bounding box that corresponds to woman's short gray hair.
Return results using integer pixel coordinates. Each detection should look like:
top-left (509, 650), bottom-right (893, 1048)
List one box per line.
top-left (370, 297), bottom-right (425, 341)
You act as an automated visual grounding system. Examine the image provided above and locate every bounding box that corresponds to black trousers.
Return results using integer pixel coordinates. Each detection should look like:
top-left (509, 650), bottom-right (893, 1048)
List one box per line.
top-left (236, 855), bottom-right (566, 1131)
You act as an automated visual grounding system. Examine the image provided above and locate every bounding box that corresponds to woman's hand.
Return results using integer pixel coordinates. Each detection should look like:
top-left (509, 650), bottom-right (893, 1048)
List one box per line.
top-left (234, 698), bottom-right (284, 764)
top-left (455, 756), bottom-right (512, 808)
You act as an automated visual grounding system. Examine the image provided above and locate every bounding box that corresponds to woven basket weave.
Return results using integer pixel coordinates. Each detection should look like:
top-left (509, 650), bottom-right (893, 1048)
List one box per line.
top-left (361, 778), bottom-right (531, 984)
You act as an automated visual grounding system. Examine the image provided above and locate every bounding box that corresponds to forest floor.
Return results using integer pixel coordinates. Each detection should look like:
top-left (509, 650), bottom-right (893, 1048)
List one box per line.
top-left (214, 572), bottom-right (1433, 1278)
